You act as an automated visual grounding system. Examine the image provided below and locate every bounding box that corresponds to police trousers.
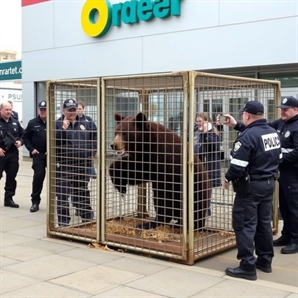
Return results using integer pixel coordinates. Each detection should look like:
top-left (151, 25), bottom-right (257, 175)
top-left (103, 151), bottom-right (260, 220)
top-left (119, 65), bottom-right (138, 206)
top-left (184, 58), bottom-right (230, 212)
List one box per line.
top-left (56, 160), bottom-right (93, 225)
top-left (0, 150), bottom-right (19, 202)
top-left (279, 168), bottom-right (298, 243)
top-left (232, 178), bottom-right (275, 271)
top-left (31, 153), bottom-right (46, 204)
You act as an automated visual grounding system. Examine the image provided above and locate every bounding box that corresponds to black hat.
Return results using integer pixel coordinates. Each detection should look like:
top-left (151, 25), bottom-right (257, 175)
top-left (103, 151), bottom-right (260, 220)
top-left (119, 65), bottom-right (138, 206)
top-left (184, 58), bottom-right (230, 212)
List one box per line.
top-left (63, 99), bottom-right (77, 110)
top-left (276, 96), bottom-right (298, 108)
top-left (38, 101), bottom-right (46, 109)
top-left (239, 101), bottom-right (264, 115)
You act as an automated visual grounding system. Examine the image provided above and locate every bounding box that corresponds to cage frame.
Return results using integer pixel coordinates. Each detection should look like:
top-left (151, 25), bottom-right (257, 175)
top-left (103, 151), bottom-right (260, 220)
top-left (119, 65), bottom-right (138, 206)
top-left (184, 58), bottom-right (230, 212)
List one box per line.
top-left (45, 71), bottom-right (281, 265)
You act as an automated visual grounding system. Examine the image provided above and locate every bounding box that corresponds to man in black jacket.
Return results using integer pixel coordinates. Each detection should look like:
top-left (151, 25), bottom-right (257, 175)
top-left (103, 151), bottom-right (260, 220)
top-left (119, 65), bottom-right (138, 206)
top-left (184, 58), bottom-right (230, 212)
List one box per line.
top-left (0, 101), bottom-right (24, 208)
top-left (55, 99), bottom-right (97, 227)
top-left (225, 96), bottom-right (298, 255)
top-left (270, 96), bottom-right (298, 254)
top-left (23, 101), bottom-right (47, 212)
top-left (8, 100), bottom-right (19, 120)
top-left (222, 101), bottom-right (281, 280)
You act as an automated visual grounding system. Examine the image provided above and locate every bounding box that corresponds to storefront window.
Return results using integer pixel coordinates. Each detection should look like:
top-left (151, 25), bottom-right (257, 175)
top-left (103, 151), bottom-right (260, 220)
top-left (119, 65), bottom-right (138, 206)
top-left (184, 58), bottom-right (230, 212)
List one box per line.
top-left (259, 72), bottom-right (298, 88)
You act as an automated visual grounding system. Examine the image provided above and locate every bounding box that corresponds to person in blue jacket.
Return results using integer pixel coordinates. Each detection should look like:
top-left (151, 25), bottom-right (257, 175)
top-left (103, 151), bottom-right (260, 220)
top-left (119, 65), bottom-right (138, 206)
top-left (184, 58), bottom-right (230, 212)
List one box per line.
top-left (194, 112), bottom-right (221, 215)
top-left (55, 99), bottom-right (97, 227)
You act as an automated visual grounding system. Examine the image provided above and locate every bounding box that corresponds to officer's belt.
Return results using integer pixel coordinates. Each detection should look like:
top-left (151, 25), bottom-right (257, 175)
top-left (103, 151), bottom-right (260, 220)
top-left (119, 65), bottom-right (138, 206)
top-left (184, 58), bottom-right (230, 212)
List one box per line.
top-left (36, 151), bottom-right (46, 154)
top-left (250, 176), bottom-right (274, 182)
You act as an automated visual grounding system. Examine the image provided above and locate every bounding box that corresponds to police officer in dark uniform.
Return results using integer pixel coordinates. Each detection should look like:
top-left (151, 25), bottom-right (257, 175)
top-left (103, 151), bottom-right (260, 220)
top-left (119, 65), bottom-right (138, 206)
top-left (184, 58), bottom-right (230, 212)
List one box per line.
top-left (70, 101), bottom-right (97, 216)
top-left (222, 101), bottom-right (281, 281)
top-left (0, 101), bottom-right (24, 208)
top-left (270, 96), bottom-right (298, 254)
top-left (23, 101), bottom-right (47, 212)
top-left (77, 100), bottom-right (97, 178)
top-left (55, 99), bottom-right (97, 227)
top-left (8, 100), bottom-right (19, 120)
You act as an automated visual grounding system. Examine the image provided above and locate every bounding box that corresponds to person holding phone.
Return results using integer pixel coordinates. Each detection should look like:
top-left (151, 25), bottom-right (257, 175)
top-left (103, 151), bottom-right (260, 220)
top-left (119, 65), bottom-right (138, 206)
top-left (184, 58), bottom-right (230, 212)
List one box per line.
top-left (222, 97), bottom-right (298, 255)
top-left (194, 112), bottom-right (221, 215)
top-left (55, 99), bottom-right (97, 227)
top-left (221, 101), bottom-right (282, 280)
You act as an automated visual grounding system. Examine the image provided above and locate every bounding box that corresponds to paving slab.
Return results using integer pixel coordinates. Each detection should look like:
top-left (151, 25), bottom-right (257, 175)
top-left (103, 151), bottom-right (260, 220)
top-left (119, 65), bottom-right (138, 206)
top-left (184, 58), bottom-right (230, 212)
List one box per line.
top-left (51, 265), bottom-right (142, 295)
top-left (1, 156), bottom-right (298, 298)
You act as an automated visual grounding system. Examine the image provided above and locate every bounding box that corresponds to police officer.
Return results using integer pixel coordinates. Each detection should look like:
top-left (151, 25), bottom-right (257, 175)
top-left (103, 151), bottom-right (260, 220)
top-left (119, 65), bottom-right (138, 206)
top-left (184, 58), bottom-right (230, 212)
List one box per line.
top-left (55, 99), bottom-right (97, 227)
top-left (23, 101), bottom-right (47, 212)
top-left (77, 101), bottom-right (97, 178)
top-left (0, 101), bottom-right (24, 208)
top-left (222, 101), bottom-right (281, 280)
top-left (270, 96), bottom-right (298, 254)
top-left (70, 101), bottom-right (97, 216)
top-left (8, 100), bottom-right (19, 120)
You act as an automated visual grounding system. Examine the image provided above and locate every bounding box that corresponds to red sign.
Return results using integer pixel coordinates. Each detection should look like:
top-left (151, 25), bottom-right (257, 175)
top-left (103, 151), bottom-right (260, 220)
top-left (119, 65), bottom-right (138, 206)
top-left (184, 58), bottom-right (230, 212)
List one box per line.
top-left (22, 0), bottom-right (50, 6)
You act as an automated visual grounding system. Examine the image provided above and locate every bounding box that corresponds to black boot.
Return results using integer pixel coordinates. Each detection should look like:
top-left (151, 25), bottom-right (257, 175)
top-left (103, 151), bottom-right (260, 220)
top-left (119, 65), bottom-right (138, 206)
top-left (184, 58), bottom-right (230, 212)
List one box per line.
top-left (281, 243), bottom-right (298, 254)
top-left (255, 260), bottom-right (272, 273)
top-left (225, 267), bottom-right (257, 281)
top-left (30, 203), bottom-right (39, 212)
top-left (4, 199), bottom-right (19, 208)
top-left (273, 235), bottom-right (291, 246)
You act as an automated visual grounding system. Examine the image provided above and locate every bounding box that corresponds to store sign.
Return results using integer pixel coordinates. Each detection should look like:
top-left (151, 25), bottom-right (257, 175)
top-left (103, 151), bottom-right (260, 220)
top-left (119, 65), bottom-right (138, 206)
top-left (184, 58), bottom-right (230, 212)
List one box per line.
top-left (0, 61), bottom-right (22, 81)
top-left (0, 89), bottom-right (22, 102)
top-left (81, 0), bottom-right (182, 38)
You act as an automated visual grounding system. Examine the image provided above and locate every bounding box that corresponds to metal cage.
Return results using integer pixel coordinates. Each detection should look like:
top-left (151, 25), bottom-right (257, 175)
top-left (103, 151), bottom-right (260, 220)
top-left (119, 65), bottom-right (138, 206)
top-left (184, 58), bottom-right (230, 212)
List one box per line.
top-left (46, 71), bottom-right (280, 264)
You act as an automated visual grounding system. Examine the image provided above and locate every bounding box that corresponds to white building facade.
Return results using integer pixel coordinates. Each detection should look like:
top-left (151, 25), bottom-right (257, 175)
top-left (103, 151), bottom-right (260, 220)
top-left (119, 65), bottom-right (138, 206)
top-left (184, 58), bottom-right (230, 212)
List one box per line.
top-left (22, 0), bottom-right (298, 125)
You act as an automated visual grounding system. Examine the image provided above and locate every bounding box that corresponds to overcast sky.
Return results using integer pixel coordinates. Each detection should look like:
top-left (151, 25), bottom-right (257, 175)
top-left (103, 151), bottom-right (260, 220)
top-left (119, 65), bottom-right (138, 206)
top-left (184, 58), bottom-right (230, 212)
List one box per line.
top-left (0, 0), bottom-right (22, 58)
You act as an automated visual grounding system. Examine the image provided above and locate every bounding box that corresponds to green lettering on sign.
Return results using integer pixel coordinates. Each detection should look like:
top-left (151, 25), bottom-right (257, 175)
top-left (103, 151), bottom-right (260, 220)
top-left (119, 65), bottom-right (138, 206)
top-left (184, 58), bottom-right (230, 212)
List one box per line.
top-left (81, 0), bottom-right (182, 37)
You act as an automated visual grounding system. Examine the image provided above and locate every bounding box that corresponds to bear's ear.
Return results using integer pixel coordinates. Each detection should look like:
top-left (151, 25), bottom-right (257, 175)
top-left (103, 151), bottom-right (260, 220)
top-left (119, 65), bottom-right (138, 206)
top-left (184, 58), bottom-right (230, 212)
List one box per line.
top-left (115, 113), bottom-right (125, 124)
top-left (135, 112), bottom-right (147, 131)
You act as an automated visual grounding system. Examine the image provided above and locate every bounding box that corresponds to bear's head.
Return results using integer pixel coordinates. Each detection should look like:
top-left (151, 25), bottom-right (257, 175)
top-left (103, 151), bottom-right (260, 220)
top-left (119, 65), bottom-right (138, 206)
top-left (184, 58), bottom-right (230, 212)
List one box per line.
top-left (110, 112), bottom-right (148, 156)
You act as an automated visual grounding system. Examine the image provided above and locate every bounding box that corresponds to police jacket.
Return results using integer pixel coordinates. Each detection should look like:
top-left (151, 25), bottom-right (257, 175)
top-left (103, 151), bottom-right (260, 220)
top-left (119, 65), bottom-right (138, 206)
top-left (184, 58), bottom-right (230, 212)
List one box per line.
top-left (55, 115), bottom-right (97, 162)
top-left (0, 116), bottom-right (24, 153)
top-left (11, 110), bottom-right (19, 120)
top-left (226, 119), bottom-right (281, 182)
top-left (194, 125), bottom-right (221, 187)
top-left (79, 114), bottom-right (93, 122)
top-left (23, 115), bottom-right (47, 157)
top-left (268, 114), bottom-right (298, 171)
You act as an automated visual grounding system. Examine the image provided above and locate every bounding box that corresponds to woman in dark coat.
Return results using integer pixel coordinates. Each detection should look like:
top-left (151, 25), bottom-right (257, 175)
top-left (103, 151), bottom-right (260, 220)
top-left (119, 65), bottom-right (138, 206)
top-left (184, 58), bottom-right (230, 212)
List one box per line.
top-left (194, 112), bottom-right (222, 215)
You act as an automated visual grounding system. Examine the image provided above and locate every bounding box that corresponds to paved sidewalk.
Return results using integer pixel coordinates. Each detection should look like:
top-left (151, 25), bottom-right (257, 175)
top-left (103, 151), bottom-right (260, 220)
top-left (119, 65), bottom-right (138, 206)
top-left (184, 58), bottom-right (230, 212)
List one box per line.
top-left (1, 157), bottom-right (298, 297)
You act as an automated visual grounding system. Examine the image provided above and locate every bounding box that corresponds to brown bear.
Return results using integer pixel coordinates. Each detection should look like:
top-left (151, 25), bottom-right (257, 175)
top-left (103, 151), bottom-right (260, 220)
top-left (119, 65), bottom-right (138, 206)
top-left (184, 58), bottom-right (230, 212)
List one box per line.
top-left (109, 112), bottom-right (210, 230)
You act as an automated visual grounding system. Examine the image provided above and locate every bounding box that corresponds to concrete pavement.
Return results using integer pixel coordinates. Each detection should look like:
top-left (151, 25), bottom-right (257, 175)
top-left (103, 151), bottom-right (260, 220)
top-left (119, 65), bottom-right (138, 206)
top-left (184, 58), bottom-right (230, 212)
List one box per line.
top-left (1, 157), bottom-right (298, 297)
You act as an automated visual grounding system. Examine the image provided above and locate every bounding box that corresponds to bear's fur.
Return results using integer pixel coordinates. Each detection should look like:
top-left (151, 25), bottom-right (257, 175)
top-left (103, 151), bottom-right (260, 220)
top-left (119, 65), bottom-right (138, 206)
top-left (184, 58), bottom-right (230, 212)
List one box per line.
top-left (109, 112), bottom-right (210, 230)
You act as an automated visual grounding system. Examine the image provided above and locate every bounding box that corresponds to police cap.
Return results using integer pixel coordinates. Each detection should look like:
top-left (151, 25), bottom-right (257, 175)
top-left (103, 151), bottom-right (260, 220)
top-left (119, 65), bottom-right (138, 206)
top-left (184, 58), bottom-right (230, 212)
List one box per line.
top-left (63, 99), bottom-right (77, 110)
top-left (38, 101), bottom-right (46, 109)
top-left (276, 96), bottom-right (298, 108)
top-left (239, 101), bottom-right (264, 115)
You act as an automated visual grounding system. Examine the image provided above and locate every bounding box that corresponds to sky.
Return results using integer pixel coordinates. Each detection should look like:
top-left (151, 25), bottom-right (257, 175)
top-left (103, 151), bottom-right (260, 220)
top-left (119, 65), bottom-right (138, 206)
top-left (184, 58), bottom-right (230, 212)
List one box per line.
top-left (0, 0), bottom-right (22, 58)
